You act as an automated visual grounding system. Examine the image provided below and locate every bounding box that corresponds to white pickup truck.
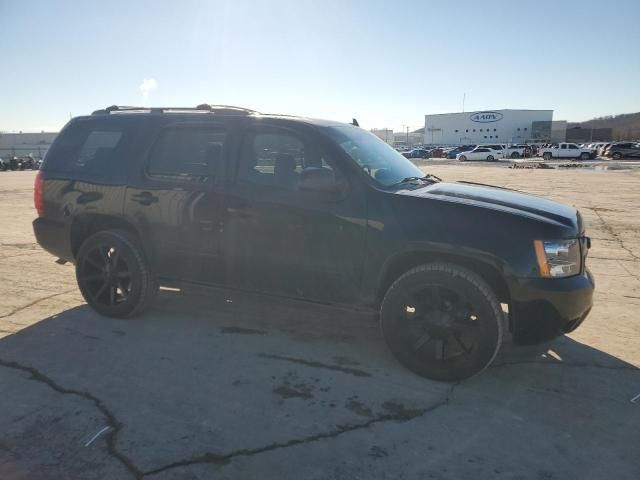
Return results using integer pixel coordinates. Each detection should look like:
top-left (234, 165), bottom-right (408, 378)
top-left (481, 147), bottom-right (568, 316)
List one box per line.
top-left (539, 143), bottom-right (595, 161)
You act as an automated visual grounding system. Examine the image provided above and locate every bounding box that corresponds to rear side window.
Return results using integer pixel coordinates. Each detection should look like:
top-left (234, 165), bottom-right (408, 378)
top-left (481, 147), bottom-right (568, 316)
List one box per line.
top-left (147, 127), bottom-right (226, 180)
top-left (44, 120), bottom-right (124, 173)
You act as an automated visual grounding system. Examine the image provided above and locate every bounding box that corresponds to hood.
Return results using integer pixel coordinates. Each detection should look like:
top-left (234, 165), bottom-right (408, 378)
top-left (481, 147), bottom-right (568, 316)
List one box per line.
top-left (396, 181), bottom-right (581, 232)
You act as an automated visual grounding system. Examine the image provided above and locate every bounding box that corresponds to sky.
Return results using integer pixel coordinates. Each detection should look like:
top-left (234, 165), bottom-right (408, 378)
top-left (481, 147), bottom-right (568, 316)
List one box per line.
top-left (1, 0), bottom-right (639, 132)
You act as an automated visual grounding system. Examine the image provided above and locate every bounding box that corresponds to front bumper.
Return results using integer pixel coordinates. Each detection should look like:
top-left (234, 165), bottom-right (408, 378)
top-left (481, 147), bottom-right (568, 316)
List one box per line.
top-left (508, 269), bottom-right (594, 345)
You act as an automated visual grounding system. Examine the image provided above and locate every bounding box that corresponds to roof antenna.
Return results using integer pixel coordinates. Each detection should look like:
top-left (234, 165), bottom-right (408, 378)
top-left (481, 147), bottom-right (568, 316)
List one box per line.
top-left (351, 118), bottom-right (360, 127)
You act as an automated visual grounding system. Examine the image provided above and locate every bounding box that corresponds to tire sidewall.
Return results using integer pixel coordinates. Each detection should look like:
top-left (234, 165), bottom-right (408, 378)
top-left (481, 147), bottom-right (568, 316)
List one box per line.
top-left (380, 264), bottom-right (503, 382)
top-left (75, 230), bottom-right (149, 318)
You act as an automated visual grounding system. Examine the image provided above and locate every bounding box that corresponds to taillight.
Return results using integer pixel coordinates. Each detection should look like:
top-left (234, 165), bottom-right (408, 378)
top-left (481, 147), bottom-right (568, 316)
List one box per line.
top-left (34, 170), bottom-right (44, 216)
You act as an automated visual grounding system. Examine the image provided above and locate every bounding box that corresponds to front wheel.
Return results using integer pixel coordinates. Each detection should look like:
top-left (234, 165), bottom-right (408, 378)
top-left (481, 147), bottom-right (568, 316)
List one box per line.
top-left (487, 155), bottom-right (495, 162)
top-left (380, 263), bottom-right (503, 382)
top-left (511, 152), bottom-right (520, 159)
top-left (612, 152), bottom-right (622, 160)
top-left (458, 155), bottom-right (466, 162)
top-left (542, 152), bottom-right (552, 160)
top-left (76, 229), bottom-right (157, 318)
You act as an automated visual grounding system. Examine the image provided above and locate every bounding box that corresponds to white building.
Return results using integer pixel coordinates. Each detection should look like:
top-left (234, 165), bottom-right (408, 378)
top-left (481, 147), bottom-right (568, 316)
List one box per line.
top-left (393, 131), bottom-right (423, 147)
top-left (370, 128), bottom-right (394, 145)
top-left (0, 131), bottom-right (58, 159)
top-left (424, 109), bottom-right (553, 145)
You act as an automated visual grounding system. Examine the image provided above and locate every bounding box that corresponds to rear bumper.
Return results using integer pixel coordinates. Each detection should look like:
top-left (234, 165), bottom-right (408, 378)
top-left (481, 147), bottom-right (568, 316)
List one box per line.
top-left (509, 269), bottom-right (594, 345)
top-left (33, 217), bottom-right (74, 263)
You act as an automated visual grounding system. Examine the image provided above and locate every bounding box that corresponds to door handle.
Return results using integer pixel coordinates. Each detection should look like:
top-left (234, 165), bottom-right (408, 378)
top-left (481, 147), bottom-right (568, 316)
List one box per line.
top-left (199, 220), bottom-right (215, 232)
top-left (226, 207), bottom-right (253, 218)
top-left (131, 191), bottom-right (158, 206)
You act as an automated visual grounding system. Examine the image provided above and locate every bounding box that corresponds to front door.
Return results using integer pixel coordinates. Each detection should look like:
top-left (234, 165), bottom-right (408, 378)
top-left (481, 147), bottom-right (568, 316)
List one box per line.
top-left (219, 123), bottom-right (367, 304)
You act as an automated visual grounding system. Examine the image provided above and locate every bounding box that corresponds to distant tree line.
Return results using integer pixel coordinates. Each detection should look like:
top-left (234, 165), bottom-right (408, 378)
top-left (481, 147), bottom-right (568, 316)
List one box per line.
top-left (568, 112), bottom-right (640, 141)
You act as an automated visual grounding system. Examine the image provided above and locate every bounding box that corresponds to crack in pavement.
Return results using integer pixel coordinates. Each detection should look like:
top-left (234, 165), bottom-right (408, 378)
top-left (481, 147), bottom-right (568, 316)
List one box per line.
top-left (0, 358), bottom-right (142, 479)
top-left (0, 357), bottom-right (458, 479)
top-left (143, 383), bottom-right (458, 477)
top-left (0, 288), bottom-right (77, 319)
top-left (588, 207), bottom-right (640, 262)
top-left (257, 353), bottom-right (372, 377)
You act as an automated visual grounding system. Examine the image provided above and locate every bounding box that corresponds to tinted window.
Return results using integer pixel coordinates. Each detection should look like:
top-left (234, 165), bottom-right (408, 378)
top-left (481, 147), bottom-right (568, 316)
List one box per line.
top-left (238, 129), bottom-right (333, 190)
top-left (148, 127), bottom-right (226, 179)
top-left (568, 144), bottom-right (578, 149)
top-left (44, 120), bottom-right (124, 173)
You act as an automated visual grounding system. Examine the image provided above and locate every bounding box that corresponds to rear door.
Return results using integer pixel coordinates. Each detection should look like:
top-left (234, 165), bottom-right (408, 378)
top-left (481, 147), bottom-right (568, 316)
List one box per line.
top-left (124, 121), bottom-right (229, 283)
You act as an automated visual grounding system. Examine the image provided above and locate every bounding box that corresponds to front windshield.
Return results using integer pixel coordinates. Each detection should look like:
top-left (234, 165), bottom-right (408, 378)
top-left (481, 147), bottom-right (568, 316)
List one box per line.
top-left (323, 125), bottom-right (425, 186)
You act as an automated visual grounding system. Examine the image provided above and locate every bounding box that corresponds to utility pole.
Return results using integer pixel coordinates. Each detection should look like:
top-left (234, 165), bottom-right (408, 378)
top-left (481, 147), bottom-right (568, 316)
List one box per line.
top-left (406, 125), bottom-right (409, 145)
top-left (462, 92), bottom-right (466, 113)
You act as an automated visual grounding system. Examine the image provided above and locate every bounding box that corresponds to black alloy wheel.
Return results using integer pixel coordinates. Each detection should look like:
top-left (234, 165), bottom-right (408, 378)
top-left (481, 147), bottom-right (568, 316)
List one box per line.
top-left (76, 230), bottom-right (157, 317)
top-left (380, 263), bottom-right (503, 381)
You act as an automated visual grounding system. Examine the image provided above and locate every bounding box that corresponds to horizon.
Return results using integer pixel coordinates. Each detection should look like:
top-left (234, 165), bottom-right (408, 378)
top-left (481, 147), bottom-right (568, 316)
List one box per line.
top-left (1, 0), bottom-right (639, 133)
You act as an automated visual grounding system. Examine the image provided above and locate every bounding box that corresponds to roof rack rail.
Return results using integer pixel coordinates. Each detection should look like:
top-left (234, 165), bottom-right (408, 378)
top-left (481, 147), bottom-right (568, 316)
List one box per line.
top-left (91, 104), bottom-right (259, 115)
top-left (195, 104), bottom-right (259, 115)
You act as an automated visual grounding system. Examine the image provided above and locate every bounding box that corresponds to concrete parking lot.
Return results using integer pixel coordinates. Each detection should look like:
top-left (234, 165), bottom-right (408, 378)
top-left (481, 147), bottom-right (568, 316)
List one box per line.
top-left (1, 166), bottom-right (639, 480)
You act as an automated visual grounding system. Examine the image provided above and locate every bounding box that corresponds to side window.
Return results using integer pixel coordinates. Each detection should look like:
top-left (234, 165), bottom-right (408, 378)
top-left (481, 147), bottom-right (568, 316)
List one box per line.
top-left (44, 121), bottom-right (124, 173)
top-left (76, 131), bottom-right (123, 168)
top-left (568, 144), bottom-right (578, 149)
top-left (237, 129), bottom-right (333, 190)
top-left (147, 127), bottom-right (226, 179)
top-left (561, 144), bottom-right (567, 149)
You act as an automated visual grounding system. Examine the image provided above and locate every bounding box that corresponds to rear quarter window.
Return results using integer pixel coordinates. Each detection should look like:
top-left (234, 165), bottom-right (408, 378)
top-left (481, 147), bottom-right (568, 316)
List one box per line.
top-left (43, 119), bottom-right (127, 177)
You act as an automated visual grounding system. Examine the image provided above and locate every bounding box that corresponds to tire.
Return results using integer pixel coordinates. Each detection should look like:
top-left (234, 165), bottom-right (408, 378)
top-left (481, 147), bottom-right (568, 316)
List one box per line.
top-left (75, 229), bottom-right (157, 318)
top-left (542, 152), bottom-right (552, 161)
top-left (458, 155), bottom-right (466, 162)
top-left (612, 152), bottom-right (622, 160)
top-left (580, 152), bottom-right (590, 160)
top-left (380, 262), bottom-right (503, 382)
top-left (487, 155), bottom-right (495, 162)
top-left (511, 152), bottom-right (520, 159)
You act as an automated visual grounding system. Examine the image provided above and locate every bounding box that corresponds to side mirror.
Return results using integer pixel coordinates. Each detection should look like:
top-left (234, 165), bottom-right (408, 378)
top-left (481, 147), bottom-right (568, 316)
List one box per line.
top-left (298, 168), bottom-right (346, 196)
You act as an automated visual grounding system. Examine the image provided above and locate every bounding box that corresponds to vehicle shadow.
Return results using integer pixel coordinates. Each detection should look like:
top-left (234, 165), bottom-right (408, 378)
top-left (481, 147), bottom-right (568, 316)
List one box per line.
top-left (1, 288), bottom-right (638, 477)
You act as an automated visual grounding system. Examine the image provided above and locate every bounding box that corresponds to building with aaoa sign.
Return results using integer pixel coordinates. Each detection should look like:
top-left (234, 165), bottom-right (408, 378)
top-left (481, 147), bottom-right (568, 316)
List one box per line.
top-left (423, 109), bottom-right (553, 145)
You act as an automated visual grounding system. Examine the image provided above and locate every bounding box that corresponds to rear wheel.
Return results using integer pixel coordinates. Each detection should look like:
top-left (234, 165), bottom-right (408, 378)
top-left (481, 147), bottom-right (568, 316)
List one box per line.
top-left (380, 263), bottom-right (503, 382)
top-left (511, 152), bottom-right (520, 159)
top-left (75, 229), bottom-right (157, 318)
top-left (543, 152), bottom-right (552, 161)
top-left (580, 152), bottom-right (591, 160)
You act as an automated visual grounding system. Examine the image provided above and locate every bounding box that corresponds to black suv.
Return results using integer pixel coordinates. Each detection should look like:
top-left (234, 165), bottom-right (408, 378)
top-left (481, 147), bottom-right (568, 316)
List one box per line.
top-left (33, 105), bottom-right (594, 381)
top-left (604, 142), bottom-right (640, 160)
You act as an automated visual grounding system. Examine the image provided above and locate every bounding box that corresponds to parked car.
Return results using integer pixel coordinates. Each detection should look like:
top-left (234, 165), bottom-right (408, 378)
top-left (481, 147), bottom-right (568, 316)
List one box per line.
top-left (538, 143), bottom-right (595, 161)
top-left (478, 144), bottom-right (506, 158)
top-left (598, 143), bottom-right (612, 157)
top-left (504, 144), bottom-right (532, 158)
top-left (456, 147), bottom-right (503, 162)
top-left (604, 143), bottom-right (640, 159)
top-left (430, 147), bottom-right (445, 158)
top-left (33, 104), bottom-right (594, 382)
top-left (402, 148), bottom-right (431, 159)
top-left (446, 145), bottom-right (475, 159)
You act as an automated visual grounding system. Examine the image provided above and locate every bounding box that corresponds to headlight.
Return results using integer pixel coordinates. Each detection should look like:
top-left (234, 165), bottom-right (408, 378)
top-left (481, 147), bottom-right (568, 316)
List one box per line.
top-left (534, 239), bottom-right (581, 278)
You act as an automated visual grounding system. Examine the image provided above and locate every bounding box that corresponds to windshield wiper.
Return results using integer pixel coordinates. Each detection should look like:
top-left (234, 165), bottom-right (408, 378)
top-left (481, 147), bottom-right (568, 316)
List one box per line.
top-left (390, 174), bottom-right (441, 187)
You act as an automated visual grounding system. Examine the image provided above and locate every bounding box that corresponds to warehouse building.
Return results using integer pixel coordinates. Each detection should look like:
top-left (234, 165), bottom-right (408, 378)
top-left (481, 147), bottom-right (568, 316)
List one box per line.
top-left (0, 131), bottom-right (58, 159)
top-left (424, 109), bottom-right (554, 145)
